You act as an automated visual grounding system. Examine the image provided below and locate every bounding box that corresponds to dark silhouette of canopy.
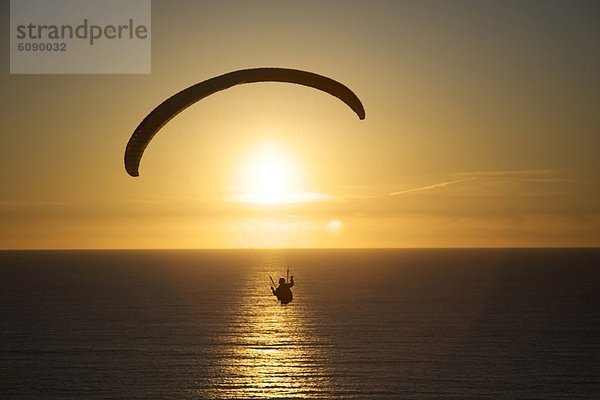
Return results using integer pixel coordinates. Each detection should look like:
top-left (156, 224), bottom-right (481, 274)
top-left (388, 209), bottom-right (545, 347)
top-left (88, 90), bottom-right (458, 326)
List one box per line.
top-left (124, 68), bottom-right (365, 176)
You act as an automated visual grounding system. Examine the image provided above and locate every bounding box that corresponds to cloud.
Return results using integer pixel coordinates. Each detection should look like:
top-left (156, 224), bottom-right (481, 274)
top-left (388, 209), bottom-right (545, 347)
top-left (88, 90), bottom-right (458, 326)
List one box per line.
top-left (454, 169), bottom-right (558, 178)
top-left (453, 168), bottom-right (589, 184)
top-left (389, 177), bottom-right (476, 196)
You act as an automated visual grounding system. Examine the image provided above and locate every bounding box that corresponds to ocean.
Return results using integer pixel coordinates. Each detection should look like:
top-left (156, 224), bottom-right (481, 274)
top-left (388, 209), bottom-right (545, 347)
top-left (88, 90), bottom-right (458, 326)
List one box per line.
top-left (1, 249), bottom-right (599, 399)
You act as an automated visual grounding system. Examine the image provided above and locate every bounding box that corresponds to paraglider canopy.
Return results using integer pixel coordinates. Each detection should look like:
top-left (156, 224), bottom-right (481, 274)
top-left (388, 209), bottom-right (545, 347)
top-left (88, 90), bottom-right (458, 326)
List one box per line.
top-left (124, 67), bottom-right (365, 177)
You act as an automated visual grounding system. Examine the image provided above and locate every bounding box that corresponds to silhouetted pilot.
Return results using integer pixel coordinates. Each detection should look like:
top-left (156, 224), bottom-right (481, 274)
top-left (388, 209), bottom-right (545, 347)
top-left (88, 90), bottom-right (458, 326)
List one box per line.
top-left (272, 276), bottom-right (294, 304)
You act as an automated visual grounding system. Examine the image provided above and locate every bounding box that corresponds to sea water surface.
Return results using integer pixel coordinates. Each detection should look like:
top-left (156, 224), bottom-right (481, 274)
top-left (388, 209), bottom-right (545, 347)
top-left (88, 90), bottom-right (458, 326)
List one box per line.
top-left (1, 249), bottom-right (599, 399)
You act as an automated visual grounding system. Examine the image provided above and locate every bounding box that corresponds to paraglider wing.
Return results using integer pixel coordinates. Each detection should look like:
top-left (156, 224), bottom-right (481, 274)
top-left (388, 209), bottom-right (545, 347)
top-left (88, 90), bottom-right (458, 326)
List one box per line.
top-left (124, 68), bottom-right (366, 177)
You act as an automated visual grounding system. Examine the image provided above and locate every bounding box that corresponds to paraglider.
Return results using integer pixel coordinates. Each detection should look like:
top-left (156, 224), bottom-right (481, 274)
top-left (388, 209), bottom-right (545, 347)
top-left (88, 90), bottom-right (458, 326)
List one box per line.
top-left (124, 67), bottom-right (365, 177)
top-left (124, 68), bottom-right (366, 306)
top-left (270, 269), bottom-right (294, 305)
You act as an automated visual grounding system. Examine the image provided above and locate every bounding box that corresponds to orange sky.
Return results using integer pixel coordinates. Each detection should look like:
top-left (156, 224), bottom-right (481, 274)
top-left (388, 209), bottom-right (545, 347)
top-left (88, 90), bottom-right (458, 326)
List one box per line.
top-left (1, 1), bottom-right (599, 249)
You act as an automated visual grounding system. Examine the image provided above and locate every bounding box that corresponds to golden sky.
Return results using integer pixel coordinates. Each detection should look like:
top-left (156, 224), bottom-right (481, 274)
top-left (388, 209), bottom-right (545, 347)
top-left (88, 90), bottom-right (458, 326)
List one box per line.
top-left (1, 1), bottom-right (599, 249)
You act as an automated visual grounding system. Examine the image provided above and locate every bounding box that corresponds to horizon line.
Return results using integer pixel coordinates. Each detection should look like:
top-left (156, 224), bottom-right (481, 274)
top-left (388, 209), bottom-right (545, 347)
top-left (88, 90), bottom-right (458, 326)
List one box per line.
top-left (1, 246), bottom-right (599, 251)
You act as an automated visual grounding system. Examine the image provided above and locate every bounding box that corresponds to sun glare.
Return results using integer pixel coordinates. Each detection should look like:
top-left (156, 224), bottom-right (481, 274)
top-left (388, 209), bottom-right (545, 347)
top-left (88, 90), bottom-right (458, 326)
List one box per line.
top-left (326, 220), bottom-right (344, 234)
top-left (255, 161), bottom-right (286, 195)
top-left (231, 141), bottom-right (327, 204)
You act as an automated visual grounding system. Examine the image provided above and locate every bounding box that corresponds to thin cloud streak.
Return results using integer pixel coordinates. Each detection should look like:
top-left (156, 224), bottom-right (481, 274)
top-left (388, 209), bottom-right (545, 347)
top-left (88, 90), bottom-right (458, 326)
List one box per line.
top-left (389, 178), bottom-right (476, 196)
top-left (451, 168), bottom-right (590, 183)
top-left (454, 169), bottom-right (558, 177)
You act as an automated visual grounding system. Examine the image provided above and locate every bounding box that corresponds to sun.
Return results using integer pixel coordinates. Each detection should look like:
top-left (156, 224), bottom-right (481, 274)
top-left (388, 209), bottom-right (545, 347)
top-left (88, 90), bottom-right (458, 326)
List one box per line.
top-left (254, 160), bottom-right (286, 195)
top-left (231, 141), bottom-right (327, 204)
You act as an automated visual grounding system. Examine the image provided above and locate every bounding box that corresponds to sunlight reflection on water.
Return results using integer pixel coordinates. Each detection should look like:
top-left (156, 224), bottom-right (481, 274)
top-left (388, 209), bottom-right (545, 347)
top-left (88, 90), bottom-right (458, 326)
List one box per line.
top-left (202, 253), bottom-right (333, 399)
